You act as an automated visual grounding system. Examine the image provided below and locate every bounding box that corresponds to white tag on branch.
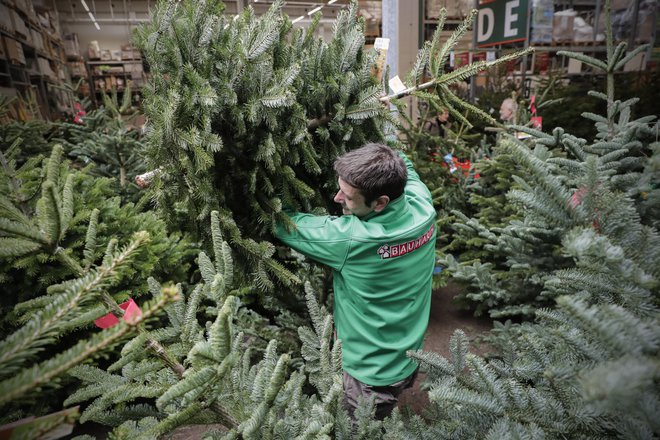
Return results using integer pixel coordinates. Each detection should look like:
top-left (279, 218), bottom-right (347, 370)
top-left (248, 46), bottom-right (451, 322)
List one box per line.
top-left (388, 75), bottom-right (406, 95)
top-left (374, 37), bottom-right (390, 50)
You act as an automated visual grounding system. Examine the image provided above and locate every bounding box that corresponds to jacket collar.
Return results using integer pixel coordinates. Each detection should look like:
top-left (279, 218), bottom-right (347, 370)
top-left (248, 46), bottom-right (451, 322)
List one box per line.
top-left (362, 194), bottom-right (407, 222)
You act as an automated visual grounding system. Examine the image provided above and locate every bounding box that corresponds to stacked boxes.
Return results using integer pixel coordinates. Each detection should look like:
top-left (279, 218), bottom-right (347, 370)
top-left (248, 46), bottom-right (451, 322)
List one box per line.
top-left (425, 0), bottom-right (443, 20)
top-left (0, 4), bottom-right (15, 33)
top-left (553, 9), bottom-right (577, 43)
top-left (0, 0), bottom-right (71, 120)
top-left (4, 38), bottom-right (26, 65)
top-left (530, 0), bottom-right (554, 44)
top-left (10, 9), bottom-right (30, 41)
top-left (67, 61), bottom-right (86, 78)
top-left (30, 28), bottom-right (43, 51)
top-left (63, 34), bottom-right (80, 59)
top-left (426, 0), bottom-right (471, 19)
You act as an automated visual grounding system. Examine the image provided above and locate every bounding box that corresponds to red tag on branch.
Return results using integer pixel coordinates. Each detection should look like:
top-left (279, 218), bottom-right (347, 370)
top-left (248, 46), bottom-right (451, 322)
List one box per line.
top-left (94, 298), bottom-right (142, 329)
top-left (531, 116), bottom-right (542, 129)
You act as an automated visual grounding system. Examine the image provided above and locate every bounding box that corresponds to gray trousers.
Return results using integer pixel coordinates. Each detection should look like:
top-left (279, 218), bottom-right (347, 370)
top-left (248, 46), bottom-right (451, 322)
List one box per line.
top-left (342, 369), bottom-right (418, 420)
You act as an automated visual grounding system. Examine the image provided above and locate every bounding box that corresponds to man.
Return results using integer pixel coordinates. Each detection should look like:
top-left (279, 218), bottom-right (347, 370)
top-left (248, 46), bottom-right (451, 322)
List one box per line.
top-left (274, 143), bottom-right (437, 419)
top-left (425, 107), bottom-right (450, 138)
top-left (499, 97), bottom-right (518, 122)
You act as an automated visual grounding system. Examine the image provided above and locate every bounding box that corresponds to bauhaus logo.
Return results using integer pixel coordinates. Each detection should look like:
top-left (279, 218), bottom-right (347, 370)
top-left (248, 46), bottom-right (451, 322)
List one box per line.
top-left (377, 224), bottom-right (435, 259)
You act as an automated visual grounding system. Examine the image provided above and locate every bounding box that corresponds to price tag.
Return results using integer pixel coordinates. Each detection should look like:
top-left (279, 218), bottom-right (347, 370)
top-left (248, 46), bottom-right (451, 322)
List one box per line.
top-left (374, 37), bottom-right (390, 50)
top-left (388, 75), bottom-right (407, 94)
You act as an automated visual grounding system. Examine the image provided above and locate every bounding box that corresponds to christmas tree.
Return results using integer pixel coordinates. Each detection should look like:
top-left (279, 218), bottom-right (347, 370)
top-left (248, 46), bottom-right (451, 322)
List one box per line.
top-left (64, 211), bottom-right (378, 439)
top-left (134, 0), bottom-right (530, 296)
top-left (6, 1), bottom-right (653, 439)
top-left (405, 4), bottom-right (658, 435)
top-left (57, 86), bottom-right (146, 196)
top-left (0, 140), bottom-right (194, 420)
top-left (442, 1), bottom-right (657, 317)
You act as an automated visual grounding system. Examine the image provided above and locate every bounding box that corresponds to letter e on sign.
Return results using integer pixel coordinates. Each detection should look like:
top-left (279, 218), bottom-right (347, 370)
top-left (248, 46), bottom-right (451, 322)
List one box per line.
top-left (504, 0), bottom-right (520, 37)
top-left (477, 0), bottom-right (529, 48)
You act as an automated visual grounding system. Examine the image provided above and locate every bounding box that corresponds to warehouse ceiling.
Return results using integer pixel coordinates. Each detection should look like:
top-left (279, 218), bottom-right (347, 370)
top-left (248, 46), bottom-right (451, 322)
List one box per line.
top-left (53, 0), bottom-right (379, 26)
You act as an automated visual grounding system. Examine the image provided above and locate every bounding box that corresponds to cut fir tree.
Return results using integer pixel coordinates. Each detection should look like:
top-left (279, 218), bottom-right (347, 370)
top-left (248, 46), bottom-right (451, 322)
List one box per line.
top-left (134, 0), bottom-right (531, 295)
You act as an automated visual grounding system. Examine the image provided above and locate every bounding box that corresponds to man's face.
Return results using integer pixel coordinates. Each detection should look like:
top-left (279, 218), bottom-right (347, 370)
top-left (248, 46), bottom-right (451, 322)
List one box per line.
top-left (333, 177), bottom-right (375, 218)
top-left (499, 102), bottom-right (513, 121)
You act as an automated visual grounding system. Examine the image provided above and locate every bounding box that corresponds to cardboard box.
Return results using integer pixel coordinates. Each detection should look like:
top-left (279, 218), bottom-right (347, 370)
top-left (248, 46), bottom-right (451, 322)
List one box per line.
top-left (426, 0), bottom-right (443, 20)
top-left (553, 11), bottom-right (575, 43)
top-left (68, 61), bottom-right (86, 77)
top-left (531, 25), bottom-right (553, 44)
top-left (37, 12), bottom-right (49, 29)
top-left (122, 50), bottom-right (141, 60)
top-left (10, 9), bottom-right (29, 40)
top-left (64, 40), bottom-right (78, 57)
top-left (38, 57), bottom-right (55, 79)
top-left (445, 0), bottom-right (471, 18)
top-left (63, 34), bottom-right (80, 58)
top-left (530, 0), bottom-right (555, 43)
top-left (129, 62), bottom-right (144, 74)
top-left (636, 9), bottom-right (655, 41)
top-left (31, 29), bottom-right (43, 51)
top-left (531, 0), bottom-right (553, 26)
top-left (4, 37), bottom-right (26, 64)
top-left (364, 19), bottom-right (380, 37)
top-left (623, 51), bottom-right (645, 71)
top-left (13, 0), bottom-right (33, 15)
top-left (88, 40), bottom-right (100, 59)
top-left (0, 4), bottom-right (15, 33)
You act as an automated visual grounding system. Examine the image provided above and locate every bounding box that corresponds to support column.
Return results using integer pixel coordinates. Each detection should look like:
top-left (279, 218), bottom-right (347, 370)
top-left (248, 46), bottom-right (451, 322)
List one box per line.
top-left (382, 0), bottom-right (420, 121)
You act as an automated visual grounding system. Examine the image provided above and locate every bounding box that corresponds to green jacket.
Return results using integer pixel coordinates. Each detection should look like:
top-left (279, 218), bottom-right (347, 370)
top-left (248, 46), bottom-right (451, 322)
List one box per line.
top-left (274, 153), bottom-right (436, 386)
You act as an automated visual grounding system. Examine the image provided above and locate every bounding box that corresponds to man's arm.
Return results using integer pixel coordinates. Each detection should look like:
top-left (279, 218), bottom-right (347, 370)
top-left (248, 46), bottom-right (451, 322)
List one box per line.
top-left (398, 151), bottom-right (432, 202)
top-left (273, 212), bottom-right (353, 271)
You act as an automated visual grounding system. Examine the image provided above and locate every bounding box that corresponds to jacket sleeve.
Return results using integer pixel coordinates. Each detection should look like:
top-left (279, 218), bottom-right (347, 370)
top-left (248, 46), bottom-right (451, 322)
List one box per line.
top-left (399, 151), bottom-right (433, 202)
top-left (273, 212), bottom-right (353, 271)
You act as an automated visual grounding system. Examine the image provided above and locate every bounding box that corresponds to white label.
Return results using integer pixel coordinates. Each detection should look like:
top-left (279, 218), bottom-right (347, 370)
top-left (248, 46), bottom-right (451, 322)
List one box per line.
top-left (374, 37), bottom-right (390, 50)
top-left (388, 75), bottom-right (406, 94)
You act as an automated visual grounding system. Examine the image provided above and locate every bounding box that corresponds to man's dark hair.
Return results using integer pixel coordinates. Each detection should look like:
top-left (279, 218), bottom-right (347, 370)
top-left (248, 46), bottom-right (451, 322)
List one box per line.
top-left (334, 143), bottom-right (407, 204)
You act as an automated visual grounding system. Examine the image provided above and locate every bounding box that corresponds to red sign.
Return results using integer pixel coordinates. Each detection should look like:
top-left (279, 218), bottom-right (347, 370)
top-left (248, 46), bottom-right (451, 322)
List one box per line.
top-left (94, 298), bottom-right (142, 329)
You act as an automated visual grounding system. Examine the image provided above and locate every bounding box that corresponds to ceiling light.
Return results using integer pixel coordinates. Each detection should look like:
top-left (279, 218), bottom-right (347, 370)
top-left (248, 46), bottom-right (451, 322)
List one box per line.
top-left (328, 0), bottom-right (338, 4)
top-left (94, 21), bottom-right (100, 30)
top-left (308, 6), bottom-right (322, 15)
top-left (80, 0), bottom-right (90, 11)
top-left (88, 11), bottom-right (95, 20)
top-left (292, 15), bottom-right (304, 24)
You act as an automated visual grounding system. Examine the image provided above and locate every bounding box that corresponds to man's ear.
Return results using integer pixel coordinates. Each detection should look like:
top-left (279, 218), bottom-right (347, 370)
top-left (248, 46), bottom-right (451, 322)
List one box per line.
top-left (371, 195), bottom-right (390, 212)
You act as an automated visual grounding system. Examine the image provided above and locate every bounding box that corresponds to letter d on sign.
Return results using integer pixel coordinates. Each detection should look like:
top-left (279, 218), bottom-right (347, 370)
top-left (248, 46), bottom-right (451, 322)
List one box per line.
top-left (478, 8), bottom-right (494, 43)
